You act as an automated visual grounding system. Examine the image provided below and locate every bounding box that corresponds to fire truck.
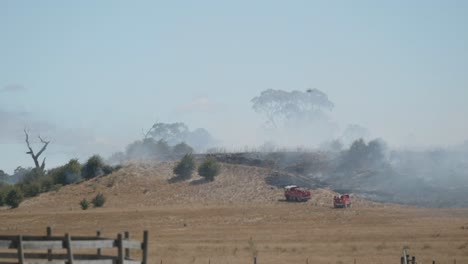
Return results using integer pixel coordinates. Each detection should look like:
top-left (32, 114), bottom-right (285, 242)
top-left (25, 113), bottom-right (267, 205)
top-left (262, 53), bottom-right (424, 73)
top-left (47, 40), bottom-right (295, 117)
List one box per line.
top-left (333, 194), bottom-right (351, 208)
top-left (284, 185), bottom-right (311, 202)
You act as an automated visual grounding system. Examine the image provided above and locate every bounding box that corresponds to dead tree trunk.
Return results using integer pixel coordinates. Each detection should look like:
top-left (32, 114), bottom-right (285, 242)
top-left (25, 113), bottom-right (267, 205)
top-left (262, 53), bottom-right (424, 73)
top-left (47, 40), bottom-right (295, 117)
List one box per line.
top-left (24, 129), bottom-right (50, 171)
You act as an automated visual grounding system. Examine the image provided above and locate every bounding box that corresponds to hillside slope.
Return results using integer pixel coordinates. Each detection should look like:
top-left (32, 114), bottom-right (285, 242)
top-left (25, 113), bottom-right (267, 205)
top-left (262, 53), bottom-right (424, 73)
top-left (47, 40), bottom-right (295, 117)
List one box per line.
top-left (17, 162), bottom-right (380, 212)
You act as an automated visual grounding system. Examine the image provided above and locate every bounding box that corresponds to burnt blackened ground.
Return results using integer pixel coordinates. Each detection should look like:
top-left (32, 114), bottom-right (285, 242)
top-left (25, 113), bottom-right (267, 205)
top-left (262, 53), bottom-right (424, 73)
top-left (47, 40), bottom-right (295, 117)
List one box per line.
top-left (206, 151), bottom-right (468, 208)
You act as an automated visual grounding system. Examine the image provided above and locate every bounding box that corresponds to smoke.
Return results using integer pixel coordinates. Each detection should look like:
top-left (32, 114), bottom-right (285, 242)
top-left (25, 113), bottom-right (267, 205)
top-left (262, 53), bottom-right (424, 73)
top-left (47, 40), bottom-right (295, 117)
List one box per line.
top-left (248, 89), bottom-right (340, 147)
top-left (0, 107), bottom-right (122, 173)
top-left (340, 124), bottom-right (371, 146)
top-left (323, 138), bottom-right (468, 207)
top-left (0, 84), bottom-right (27, 93)
top-left (0, 109), bottom-right (53, 143)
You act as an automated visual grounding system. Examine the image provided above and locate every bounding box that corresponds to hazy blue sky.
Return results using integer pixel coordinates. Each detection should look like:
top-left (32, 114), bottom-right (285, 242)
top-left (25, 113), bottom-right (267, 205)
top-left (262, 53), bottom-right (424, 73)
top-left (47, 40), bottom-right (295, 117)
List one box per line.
top-left (1, 0), bottom-right (467, 173)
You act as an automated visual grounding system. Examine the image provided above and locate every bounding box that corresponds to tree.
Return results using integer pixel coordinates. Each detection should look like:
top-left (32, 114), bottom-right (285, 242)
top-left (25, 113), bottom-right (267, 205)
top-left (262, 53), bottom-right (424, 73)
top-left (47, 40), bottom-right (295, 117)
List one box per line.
top-left (39, 176), bottom-right (54, 192)
top-left (154, 139), bottom-right (171, 156)
top-left (24, 130), bottom-right (50, 172)
top-left (340, 138), bottom-right (387, 172)
top-left (81, 155), bottom-right (105, 180)
top-left (150, 122), bottom-right (190, 145)
top-left (50, 159), bottom-right (82, 185)
top-left (0, 170), bottom-right (9, 183)
top-left (173, 142), bottom-right (194, 156)
top-left (126, 139), bottom-right (152, 159)
top-left (185, 128), bottom-right (215, 151)
top-left (10, 167), bottom-right (30, 184)
top-left (125, 138), bottom-right (172, 160)
top-left (5, 188), bottom-right (23, 208)
top-left (172, 154), bottom-right (196, 180)
top-left (251, 89), bottom-right (334, 128)
top-left (0, 170), bottom-right (13, 187)
top-left (149, 122), bottom-right (215, 151)
top-left (198, 158), bottom-right (221, 181)
top-left (20, 167), bottom-right (44, 185)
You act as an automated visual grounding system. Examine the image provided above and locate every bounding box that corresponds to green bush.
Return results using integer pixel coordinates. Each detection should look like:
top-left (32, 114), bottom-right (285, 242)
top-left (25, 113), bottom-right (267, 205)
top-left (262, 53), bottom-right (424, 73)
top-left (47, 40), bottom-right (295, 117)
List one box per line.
top-left (173, 142), bottom-right (194, 156)
top-left (81, 155), bottom-right (105, 180)
top-left (173, 153), bottom-right (196, 180)
top-left (0, 191), bottom-right (4, 206)
top-left (81, 156), bottom-right (120, 180)
top-left (39, 176), bottom-right (54, 192)
top-left (22, 181), bottom-right (41, 197)
top-left (21, 168), bottom-right (44, 185)
top-left (198, 158), bottom-right (221, 181)
top-left (80, 198), bottom-right (89, 210)
top-left (5, 188), bottom-right (23, 208)
top-left (52, 159), bottom-right (82, 185)
top-left (0, 186), bottom-right (12, 206)
top-left (91, 193), bottom-right (106, 208)
top-left (155, 139), bottom-right (171, 156)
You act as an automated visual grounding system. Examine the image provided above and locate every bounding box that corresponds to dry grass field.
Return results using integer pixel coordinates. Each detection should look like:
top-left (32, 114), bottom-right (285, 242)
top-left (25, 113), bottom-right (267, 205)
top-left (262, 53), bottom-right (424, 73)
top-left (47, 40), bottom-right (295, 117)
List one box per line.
top-left (1, 162), bottom-right (468, 264)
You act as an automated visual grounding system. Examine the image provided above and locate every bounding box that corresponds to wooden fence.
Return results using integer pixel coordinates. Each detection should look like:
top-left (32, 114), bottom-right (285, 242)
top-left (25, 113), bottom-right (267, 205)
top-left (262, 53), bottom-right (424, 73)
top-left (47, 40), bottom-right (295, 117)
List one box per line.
top-left (0, 227), bottom-right (148, 264)
top-left (401, 248), bottom-right (457, 264)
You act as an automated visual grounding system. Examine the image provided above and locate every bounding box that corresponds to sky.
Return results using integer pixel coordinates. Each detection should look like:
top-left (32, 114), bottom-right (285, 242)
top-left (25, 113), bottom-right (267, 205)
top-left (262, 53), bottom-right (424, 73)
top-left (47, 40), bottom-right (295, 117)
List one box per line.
top-left (1, 0), bottom-right (467, 174)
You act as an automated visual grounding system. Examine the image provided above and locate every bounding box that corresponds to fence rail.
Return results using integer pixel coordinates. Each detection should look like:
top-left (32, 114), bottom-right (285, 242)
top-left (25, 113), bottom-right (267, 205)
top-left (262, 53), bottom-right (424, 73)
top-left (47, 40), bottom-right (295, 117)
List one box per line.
top-left (0, 227), bottom-right (148, 264)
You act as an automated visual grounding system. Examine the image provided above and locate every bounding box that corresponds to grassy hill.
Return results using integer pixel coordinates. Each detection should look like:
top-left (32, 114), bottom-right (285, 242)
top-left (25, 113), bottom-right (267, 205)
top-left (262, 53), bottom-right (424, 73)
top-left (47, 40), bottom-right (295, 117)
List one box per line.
top-left (1, 161), bottom-right (468, 264)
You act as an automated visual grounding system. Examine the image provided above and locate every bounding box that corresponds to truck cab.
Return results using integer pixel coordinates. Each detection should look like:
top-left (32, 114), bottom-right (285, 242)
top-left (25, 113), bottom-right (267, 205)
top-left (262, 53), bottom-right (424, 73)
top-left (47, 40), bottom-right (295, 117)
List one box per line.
top-left (284, 185), bottom-right (311, 202)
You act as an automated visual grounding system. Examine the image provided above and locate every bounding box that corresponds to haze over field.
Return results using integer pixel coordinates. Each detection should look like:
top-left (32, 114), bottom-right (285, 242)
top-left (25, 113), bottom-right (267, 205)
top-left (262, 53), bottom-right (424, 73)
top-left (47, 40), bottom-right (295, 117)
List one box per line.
top-left (1, 1), bottom-right (468, 175)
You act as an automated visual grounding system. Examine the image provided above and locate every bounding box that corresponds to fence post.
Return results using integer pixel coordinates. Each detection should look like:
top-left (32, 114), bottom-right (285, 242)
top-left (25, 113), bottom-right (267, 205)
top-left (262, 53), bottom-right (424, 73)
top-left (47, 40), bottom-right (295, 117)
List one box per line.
top-left (401, 256), bottom-right (405, 264)
top-left (65, 233), bottom-right (74, 264)
top-left (124, 231), bottom-right (130, 259)
top-left (17, 235), bottom-right (24, 264)
top-left (96, 230), bottom-right (101, 257)
top-left (254, 256), bottom-right (257, 264)
top-left (117, 233), bottom-right (124, 264)
top-left (412, 256), bottom-right (415, 264)
top-left (46, 226), bottom-right (52, 261)
top-left (142, 230), bottom-right (149, 264)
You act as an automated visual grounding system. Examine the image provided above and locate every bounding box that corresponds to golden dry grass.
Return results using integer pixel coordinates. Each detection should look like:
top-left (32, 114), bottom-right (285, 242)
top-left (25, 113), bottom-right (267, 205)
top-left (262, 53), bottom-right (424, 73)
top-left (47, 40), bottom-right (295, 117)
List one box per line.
top-left (1, 162), bottom-right (468, 264)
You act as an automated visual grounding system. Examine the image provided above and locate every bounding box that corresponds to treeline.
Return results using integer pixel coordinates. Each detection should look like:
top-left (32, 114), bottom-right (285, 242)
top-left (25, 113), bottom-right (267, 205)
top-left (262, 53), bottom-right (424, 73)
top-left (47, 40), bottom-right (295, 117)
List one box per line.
top-left (108, 138), bottom-right (194, 164)
top-left (0, 155), bottom-right (120, 208)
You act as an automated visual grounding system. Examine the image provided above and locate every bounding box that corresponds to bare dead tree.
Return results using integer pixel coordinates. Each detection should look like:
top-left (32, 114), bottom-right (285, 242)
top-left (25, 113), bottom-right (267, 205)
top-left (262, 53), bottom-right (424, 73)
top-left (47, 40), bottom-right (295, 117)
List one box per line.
top-left (24, 129), bottom-right (50, 171)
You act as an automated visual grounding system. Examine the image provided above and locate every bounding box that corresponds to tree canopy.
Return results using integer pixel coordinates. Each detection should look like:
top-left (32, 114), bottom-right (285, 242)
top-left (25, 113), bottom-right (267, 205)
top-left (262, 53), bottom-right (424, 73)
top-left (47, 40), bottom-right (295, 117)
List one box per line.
top-left (251, 89), bottom-right (334, 128)
top-left (149, 122), bottom-right (215, 151)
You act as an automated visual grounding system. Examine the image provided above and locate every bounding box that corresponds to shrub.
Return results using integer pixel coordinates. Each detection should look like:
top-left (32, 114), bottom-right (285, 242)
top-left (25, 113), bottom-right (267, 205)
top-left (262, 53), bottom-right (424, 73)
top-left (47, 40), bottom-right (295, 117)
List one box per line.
top-left (155, 139), bottom-right (171, 156)
top-left (0, 191), bottom-right (4, 206)
top-left (48, 160), bottom-right (82, 186)
top-left (172, 142), bottom-right (194, 156)
top-left (91, 193), bottom-right (106, 208)
top-left (198, 158), bottom-right (221, 181)
top-left (39, 176), bottom-right (54, 192)
top-left (21, 168), bottom-right (43, 185)
top-left (0, 186), bottom-right (12, 206)
top-left (82, 155), bottom-right (105, 180)
top-left (22, 181), bottom-right (41, 197)
top-left (80, 198), bottom-right (89, 210)
top-left (5, 188), bottom-right (24, 208)
top-left (173, 153), bottom-right (196, 180)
